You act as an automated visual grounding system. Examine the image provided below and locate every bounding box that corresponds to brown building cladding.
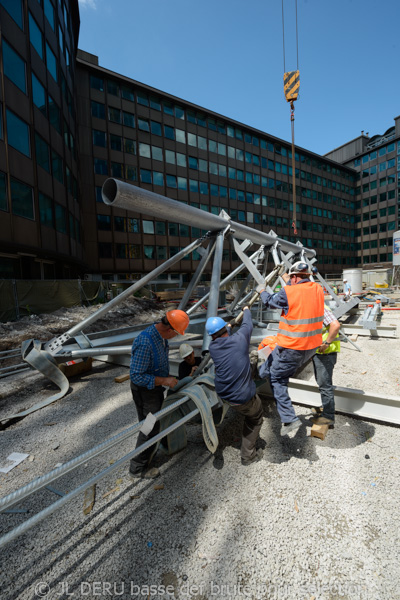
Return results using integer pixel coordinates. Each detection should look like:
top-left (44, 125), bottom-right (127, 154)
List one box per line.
top-left (1, 2), bottom-right (397, 282)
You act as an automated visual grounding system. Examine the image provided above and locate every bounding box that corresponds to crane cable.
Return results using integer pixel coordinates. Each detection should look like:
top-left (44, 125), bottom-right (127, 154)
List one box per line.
top-left (282, 0), bottom-right (300, 236)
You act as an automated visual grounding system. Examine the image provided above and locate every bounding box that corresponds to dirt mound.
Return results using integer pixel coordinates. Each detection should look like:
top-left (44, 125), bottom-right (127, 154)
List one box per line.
top-left (0, 297), bottom-right (165, 352)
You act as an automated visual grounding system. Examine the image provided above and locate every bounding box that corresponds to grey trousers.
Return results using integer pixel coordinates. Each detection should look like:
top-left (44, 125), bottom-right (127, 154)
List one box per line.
top-left (231, 394), bottom-right (263, 461)
top-left (129, 384), bottom-right (164, 475)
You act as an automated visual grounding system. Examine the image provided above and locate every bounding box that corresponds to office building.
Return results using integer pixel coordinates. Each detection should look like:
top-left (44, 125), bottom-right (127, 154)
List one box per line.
top-left (0, 1), bottom-right (397, 282)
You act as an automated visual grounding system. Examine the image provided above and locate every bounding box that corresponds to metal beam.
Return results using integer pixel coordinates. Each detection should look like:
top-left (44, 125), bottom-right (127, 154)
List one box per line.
top-left (102, 179), bottom-right (316, 258)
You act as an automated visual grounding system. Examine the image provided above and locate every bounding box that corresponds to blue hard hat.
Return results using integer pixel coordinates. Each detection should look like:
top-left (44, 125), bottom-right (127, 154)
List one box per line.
top-left (206, 316), bottom-right (227, 336)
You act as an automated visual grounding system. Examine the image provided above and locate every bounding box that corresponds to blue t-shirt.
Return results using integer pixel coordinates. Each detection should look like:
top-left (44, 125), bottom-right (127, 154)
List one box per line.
top-left (209, 310), bottom-right (256, 405)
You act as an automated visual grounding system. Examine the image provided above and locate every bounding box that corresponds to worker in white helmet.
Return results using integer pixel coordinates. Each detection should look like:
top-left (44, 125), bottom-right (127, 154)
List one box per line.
top-left (343, 278), bottom-right (352, 301)
top-left (178, 343), bottom-right (201, 379)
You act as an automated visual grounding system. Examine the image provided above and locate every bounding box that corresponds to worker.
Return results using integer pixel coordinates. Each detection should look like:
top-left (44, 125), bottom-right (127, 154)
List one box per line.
top-left (129, 309), bottom-right (189, 479)
top-left (178, 343), bottom-right (201, 379)
top-left (257, 261), bottom-right (324, 435)
top-left (206, 308), bottom-right (264, 466)
top-left (343, 278), bottom-right (352, 301)
top-left (311, 305), bottom-right (341, 427)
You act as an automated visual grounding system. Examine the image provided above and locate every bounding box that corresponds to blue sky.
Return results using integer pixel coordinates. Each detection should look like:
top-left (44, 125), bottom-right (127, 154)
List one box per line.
top-left (78, 0), bottom-right (400, 156)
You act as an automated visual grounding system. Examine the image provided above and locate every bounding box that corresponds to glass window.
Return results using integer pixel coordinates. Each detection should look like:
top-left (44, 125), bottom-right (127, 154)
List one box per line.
top-left (39, 192), bottom-right (53, 226)
top-left (54, 203), bottom-right (67, 232)
top-left (1, 0), bottom-right (23, 27)
top-left (125, 165), bottom-right (136, 181)
top-left (93, 129), bottom-right (106, 147)
top-left (46, 43), bottom-right (57, 81)
top-left (123, 111), bottom-right (135, 128)
top-left (110, 133), bottom-right (122, 151)
top-left (107, 80), bottom-right (119, 96)
top-left (175, 106), bottom-right (184, 120)
top-left (137, 92), bottom-right (149, 106)
top-left (111, 162), bottom-right (123, 177)
top-left (121, 86), bottom-right (134, 101)
top-left (209, 140), bottom-right (217, 153)
top-left (156, 246), bottom-right (166, 259)
top-left (151, 120), bottom-right (162, 136)
top-left (58, 25), bottom-right (64, 52)
top-left (124, 138), bottom-right (136, 155)
top-left (177, 177), bottom-right (187, 190)
top-left (11, 178), bottom-right (33, 219)
top-left (97, 214), bottom-right (111, 231)
top-left (29, 13), bottom-right (43, 58)
top-left (387, 143), bottom-right (395, 153)
top-left (177, 153), bottom-right (186, 167)
top-left (51, 150), bottom-right (63, 182)
top-left (140, 169), bottom-right (152, 184)
top-left (151, 146), bottom-right (163, 161)
top-left (95, 187), bottom-right (103, 203)
top-left (189, 156), bottom-right (198, 170)
top-left (35, 134), bottom-right (50, 172)
top-left (94, 157), bottom-right (108, 175)
top-left (153, 171), bottom-right (164, 187)
top-left (143, 220), bottom-right (155, 234)
top-left (164, 125), bottom-right (175, 140)
top-left (165, 149), bottom-right (175, 165)
top-left (218, 143), bottom-right (226, 156)
top-left (200, 182), bottom-right (209, 195)
top-left (189, 179), bottom-right (198, 193)
top-left (379, 147), bottom-right (386, 157)
top-left (90, 75), bottom-right (104, 91)
top-left (144, 245), bottom-right (155, 259)
top-left (0, 171), bottom-right (7, 212)
top-left (48, 96), bottom-right (61, 133)
top-left (166, 174), bottom-right (177, 188)
top-left (91, 101), bottom-right (105, 119)
top-left (176, 129), bottom-right (186, 144)
top-left (188, 133), bottom-right (197, 147)
top-left (44, 0), bottom-right (55, 29)
top-left (32, 73), bottom-right (46, 116)
top-left (168, 223), bottom-right (179, 236)
top-left (108, 107), bottom-right (121, 123)
top-left (139, 142), bottom-right (151, 158)
top-left (163, 101), bottom-right (173, 115)
top-left (155, 222), bottom-right (165, 235)
top-left (3, 41), bottom-right (26, 93)
top-left (138, 118), bottom-right (150, 132)
top-left (150, 97), bottom-right (161, 111)
top-left (6, 110), bottom-right (30, 156)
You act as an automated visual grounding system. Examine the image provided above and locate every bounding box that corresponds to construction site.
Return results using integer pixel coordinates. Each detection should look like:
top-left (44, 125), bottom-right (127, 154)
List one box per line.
top-left (0, 180), bottom-right (400, 600)
top-left (1, 0), bottom-right (400, 598)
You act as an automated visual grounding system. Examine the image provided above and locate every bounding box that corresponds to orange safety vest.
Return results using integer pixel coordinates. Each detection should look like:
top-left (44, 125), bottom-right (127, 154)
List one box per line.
top-left (276, 282), bottom-right (324, 350)
top-left (258, 335), bottom-right (278, 351)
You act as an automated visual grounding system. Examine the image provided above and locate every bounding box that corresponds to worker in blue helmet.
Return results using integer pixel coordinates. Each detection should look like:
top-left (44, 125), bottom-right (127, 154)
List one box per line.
top-left (206, 308), bottom-right (263, 466)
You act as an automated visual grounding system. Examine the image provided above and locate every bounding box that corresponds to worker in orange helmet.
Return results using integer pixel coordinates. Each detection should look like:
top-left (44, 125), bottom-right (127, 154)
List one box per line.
top-left (129, 309), bottom-right (189, 480)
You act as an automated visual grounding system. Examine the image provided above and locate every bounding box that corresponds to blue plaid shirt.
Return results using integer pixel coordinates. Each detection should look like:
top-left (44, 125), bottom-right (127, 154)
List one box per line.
top-left (130, 324), bottom-right (170, 389)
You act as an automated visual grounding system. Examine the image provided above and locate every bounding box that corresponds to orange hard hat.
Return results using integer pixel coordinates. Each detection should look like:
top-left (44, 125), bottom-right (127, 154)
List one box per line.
top-left (258, 335), bottom-right (278, 351)
top-left (166, 310), bottom-right (189, 335)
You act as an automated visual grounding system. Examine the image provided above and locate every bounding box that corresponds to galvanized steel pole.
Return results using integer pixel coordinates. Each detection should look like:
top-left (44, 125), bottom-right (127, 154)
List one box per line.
top-left (102, 179), bottom-right (316, 258)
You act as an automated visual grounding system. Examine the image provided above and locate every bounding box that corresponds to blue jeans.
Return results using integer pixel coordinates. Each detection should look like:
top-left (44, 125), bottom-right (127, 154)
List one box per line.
top-left (312, 353), bottom-right (337, 421)
top-left (260, 346), bottom-right (317, 423)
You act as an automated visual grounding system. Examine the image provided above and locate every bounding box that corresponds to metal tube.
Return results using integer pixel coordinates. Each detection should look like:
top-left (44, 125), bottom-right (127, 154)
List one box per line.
top-left (0, 408), bottom-right (199, 549)
top-left (102, 179), bottom-right (316, 258)
top-left (51, 237), bottom-right (205, 342)
top-left (228, 273), bottom-right (252, 313)
top-left (202, 231), bottom-right (225, 351)
top-left (187, 249), bottom-right (261, 315)
top-left (178, 238), bottom-right (216, 311)
top-left (0, 394), bottom-right (192, 513)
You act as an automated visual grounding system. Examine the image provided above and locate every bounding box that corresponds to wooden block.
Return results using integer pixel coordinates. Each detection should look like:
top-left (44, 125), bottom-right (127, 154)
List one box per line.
top-left (351, 334), bottom-right (358, 341)
top-left (310, 423), bottom-right (330, 440)
top-left (59, 358), bottom-right (93, 377)
top-left (114, 374), bottom-right (130, 383)
top-left (83, 484), bottom-right (96, 515)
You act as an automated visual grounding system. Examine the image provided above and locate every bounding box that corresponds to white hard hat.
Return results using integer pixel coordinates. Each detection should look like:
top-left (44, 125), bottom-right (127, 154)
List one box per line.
top-left (179, 343), bottom-right (194, 359)
top-left (343, 278), bottom-right (347, 282)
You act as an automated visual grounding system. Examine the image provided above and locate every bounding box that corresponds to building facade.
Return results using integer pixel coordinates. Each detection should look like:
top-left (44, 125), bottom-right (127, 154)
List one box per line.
top-left (0, 0), bottom-right (82, 279)
top-left (0, 1), bottom-right (397, 282)
top-left (325, 118), bottom-right (400, 267)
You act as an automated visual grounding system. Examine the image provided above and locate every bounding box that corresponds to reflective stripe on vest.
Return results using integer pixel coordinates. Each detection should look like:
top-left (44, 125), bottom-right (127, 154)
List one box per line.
top-left (276, 281), bottom-right (324, 350)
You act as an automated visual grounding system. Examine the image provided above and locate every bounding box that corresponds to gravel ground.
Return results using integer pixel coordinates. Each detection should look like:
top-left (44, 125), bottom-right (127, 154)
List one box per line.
top-left (0, 306), bottom-right (400, 600)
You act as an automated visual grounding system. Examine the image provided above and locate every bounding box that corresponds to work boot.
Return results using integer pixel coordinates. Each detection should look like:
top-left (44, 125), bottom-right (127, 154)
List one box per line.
top-left (311, 406), bottom-right (323, 416)
top-left (311, 416), bottom-right (334, 427)
top-left (241, 448), bottom-right (263, 466)
top-left (129, 466), bottom-right (160, 480)
top-left (280, 418), bottom-right (301, 436)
